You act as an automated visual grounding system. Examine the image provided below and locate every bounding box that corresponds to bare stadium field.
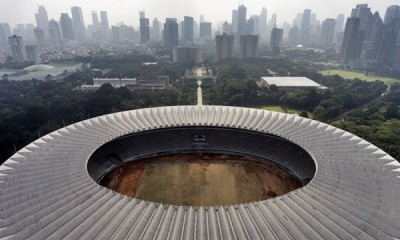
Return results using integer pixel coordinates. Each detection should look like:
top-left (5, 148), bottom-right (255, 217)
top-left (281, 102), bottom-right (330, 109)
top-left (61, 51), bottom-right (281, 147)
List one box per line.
top-left (101, 154), bottom-right (302, 206)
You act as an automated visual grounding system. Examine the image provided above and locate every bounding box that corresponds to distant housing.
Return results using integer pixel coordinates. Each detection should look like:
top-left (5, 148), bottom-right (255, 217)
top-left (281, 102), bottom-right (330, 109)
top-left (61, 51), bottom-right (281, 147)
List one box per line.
top-left (77, 76), bottom-right (170, 91)
top-left (261, 77), bottom-right (326, 89)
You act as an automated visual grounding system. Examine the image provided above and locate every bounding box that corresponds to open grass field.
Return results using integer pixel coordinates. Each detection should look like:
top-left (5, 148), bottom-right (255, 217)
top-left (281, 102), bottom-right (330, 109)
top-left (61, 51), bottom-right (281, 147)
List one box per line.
top-left (319, 69), bottom-right (400, 86)
top-left (101, 154), bottom-right (302, 206)
top-left (260, 105), bottom-right (314, 118)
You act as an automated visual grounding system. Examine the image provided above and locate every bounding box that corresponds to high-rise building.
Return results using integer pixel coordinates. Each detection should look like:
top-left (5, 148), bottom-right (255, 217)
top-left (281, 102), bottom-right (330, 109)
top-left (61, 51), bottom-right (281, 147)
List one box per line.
top-left (183, 16), bottom-right (194, 43)
top-left (71, 6), bottom-right (86, 40)
top-left (100, 11), bottom-right (109, 30)
top-left (259, 7), bottom-right (268, 39)
top-left (199, 22), bottom-right (212, 40)
top-left (34, 28), bottom-right (46, 51)
top-left (270, 28), bottom-right (283, 56)
top-left (48, 20), bottom-right (62, 48)
top-left (60, 13), bottom-right (74, 40)
top-left (351, 4), bottom-right (372, 31)
top-left (92, 11), bottom-right (100, 30)
top-left (200, 15), bottom-right (205, 23)
top-left (25, 45), bottom-right (40, 64)
top-left (335, 14), bottom-right (345, 34)
top-left (237, 5), bottom-right (247, 36)
top-left (384, 5), bottom-right (400, 24)
top-left (139, 11), bottom-right (146, 19)
top-left (240, 34), bottom-right (259, 58)
top-left (250, 15), bottom-right (259, 34)
top-left (111, 26), bottom-right (120, 42)
top-left (35, 6), bottom-right (49, 38)
top-left (299, 9), bottom-right (311, 44)
top-left (269, 13), bottom-right (277, 28)
top-left (222, 21), bottom-right (232, 34)
top-left (293, 13), bottom-right (303, 28)
top-left (288, 26), bottom-right (300, 45)
top-left (140, 18), bottom-right (150, 43)
top-left (215, 33), bottom-right (234, 61)
top-left (372, 18), bottom-right (400, 65)
top-left (173, 46), bottom-right (202, 64)
top-left (8, 35), bottom-right (27, 63)
top-left (152, 18), bottom-right (161, 41)
top-left (340, 18), bottom-right (361, 63)
top-left (14, 24), bottom-right (27, 40)
top-left (163, 18), bottom-right (179, 48)
top-left (232, 10), bottom-right (238, 34)
top-left (247, 18), bottom-right (255, 35)
top-left (0, 24), bottom-right (8, 44)
top-left (320, 19), bottom-right (336, 47)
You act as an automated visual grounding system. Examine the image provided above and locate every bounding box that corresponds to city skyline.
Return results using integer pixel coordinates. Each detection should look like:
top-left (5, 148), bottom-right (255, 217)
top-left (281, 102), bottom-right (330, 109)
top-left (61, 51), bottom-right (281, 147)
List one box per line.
top-left (1, 0), bottom-right (399, 28)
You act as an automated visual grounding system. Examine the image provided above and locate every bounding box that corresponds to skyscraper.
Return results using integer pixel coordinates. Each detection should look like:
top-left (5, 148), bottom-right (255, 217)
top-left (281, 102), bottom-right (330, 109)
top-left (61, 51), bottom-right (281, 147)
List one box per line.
top-left (100, 11), bottom-right (109, 30)
top-left (48, 20), bottom-right (62, 48)
top-left (232, 10), bottom-right (238, 34)
top-left (152, 18), bottom-right (161, 41)
top-left (335, 14), bottom-right (345, 34)
top-left (173, 46), bottom-right (202, 64)
top-left (92, 11), bottom-right (100, 30)
top-left (270, 13), bottom-right (277, 28)
top-left (25, 45), bottom-right (40, 64)
top-left (240, 34), bottom-right (259, 58)
top-left (163, 18), bottom-right (179, 48)
top-left (0, 24), bottom-right (8, 45)
top-left (8, 35), bottom-right (27, 63)
top-left (299, 9), bottom-right (311, 44)
top-left (216, 33), bottom-right (234, 61)
top-left (140, 18), bottom-right (150, 44)
top-left (288, 26), bottom-right (300, 45)
top-left (270, 28), bottom-right (283, 56)
top-left (320, 19), bottom-right (336, 47)
top-left (351, 4), bottom-right (372, 31)
top-left (34, 28), bottom-right (46, 51)
top-left (237, 5), bottom-right (247, 36)
top-left (71, 6), bottom-right (86, 40)
top-left (372, 18), bottom-right (400, 65)
top-left (384, 5), bottom-right (400, 24)
top-left (111, 26), bottom-right (120, 42)
top-left (340, 18), bottom-right (361, 63)
top-left (199, 22), bottom-right (212, 40)
top-left (200, 15), bottom-right (205, 23)
top-left (60, 13), bottom-right (74, 40)
top-left (259, 7), bottom-right (268, 39)
top-left (222, 21), bottom-right (232, 34)
top-left (183, 16), bottom-right (194, 43)
top-left (35, 6), bottom-right (49, 38)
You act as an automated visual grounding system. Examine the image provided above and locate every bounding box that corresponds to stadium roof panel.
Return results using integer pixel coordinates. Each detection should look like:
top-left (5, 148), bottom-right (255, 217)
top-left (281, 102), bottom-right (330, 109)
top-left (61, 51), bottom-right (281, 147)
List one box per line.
top-left (0, 105), bottom-right (399, 239)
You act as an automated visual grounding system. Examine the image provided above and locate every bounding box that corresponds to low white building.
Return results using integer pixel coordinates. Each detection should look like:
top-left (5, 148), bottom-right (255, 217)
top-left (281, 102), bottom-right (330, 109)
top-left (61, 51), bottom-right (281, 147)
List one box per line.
top-left (261, 77), bottom-right (326, 89)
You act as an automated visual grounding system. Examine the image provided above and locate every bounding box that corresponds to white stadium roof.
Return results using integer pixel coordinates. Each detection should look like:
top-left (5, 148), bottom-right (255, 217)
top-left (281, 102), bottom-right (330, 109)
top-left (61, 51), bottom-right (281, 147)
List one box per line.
top-left (0, 105), bottom-right (399, 239)
top-left (262, 77), bottom-right (325, 88)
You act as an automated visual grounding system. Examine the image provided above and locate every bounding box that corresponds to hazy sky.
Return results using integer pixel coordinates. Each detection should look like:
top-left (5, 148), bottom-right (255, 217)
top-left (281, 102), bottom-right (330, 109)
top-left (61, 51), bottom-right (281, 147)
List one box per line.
top-left (0, 0), bottom-right (399, 28)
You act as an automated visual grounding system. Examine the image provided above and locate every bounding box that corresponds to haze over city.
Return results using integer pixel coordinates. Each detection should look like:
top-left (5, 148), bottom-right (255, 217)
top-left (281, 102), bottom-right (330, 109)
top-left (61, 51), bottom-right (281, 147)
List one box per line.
top-left (1, 0), bottom-right (400, 27)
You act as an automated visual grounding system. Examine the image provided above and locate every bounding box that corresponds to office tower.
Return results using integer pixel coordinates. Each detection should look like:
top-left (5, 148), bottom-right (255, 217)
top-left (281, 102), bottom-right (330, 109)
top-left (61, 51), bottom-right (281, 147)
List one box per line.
top-left (270, 28), bottom-right (283, 55)
top-left (0, 24), bottom-right (7, 44)
top-left (14, 24), bottom-right (27, 39)
top-left (3, 23), bottom-right (11, 38)
top-left (111, 26), bottom-right (120, 42)
top-left (365, 12), bottom-right (382, 43)
top-left (288, 26), bottom-right (300, 45)
top-left (320, 19), bottom-right (336, 47)
top-left (119, 25), bottom-right (135, 42)
top-left (183, 16), bottom-right (194, 42)
top-left (139, 11), bottom-right (145, 19)
top-left (34, 28), bottom-right (46, 51)
top-left (222, 21), bottom-right (232, 34)
top-left (299, 9), bottom-right (311, 44)
top-left (232, 10), bottom-right (238, 34)
top-left (35, 6), bottom-right (49, 38)
top-left (340, 18), bottom-right (361, 63)
top-left (240, 34), bottom-right (259, 58)
top-left (25, 45), bottom-right (40, 64)
top-left (247, 18), bottom-right (255, 34)
top-left (293, 13), bottom-right (303, 28)
top-left (194, 21), bottom-right (199, 39)
top-left (25, 24), bottom-right (35, 42)
top-left (200, 15), bottom-right (204, 23)
top-left (269, 13), bottom-right (277, 28)
top-left (384, 5), bottom-right (400, 24)
top-left (259, 8), bottom-right (267, 38)
top-left (71, 6), bottom-right (86, 40)
top-left (164, 18), bottom-right (179, 48)
top-left (335, 14), bottom-right (345, 34)
top-left (237, 5), bottom-right (247, 36)
top-left (351, 4), bottom-right (371, 31)
top-left (48, 20), bottom-right (62, 48)
top-left (173, 46), bottom-right (202, 64)
top-left (216, 33), bottom-right (234, 61)
top-left (250, 15), bottom-right (259, 35)
top-left (310, 13), bottom-right (317, 26)
top-left (199, 22), bottom-right (212, 39)
top-left (152, 18), bottom-right (161, 41)
top-left (60, 13), bottom-right (74, 40)
top-left (8, 35), bottom-right (27, 63)
top-left (282, 22), bottom-right (291, 39)
top-left (395, 33), bottom-right (400, 66)
top-left (100, 11), bottom-right (109, 30)
top-left (372, 19), bottom-right (400, 65)
top-left (92, 11), bottom-right (100, 30)
top-left (140, 18), bottom-right (150, 43)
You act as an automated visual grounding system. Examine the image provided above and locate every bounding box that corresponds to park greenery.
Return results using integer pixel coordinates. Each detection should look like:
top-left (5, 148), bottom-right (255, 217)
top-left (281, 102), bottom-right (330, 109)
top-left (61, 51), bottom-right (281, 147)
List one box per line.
top-left (1, 57), bottom-right (400, 163)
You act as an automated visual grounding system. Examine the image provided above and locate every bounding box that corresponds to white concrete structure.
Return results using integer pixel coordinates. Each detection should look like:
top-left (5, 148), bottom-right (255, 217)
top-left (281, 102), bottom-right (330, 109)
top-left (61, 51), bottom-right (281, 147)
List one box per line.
top-left (262, 76), bottom-right (325, 88)
top-left (0, 106), bottom-right (399, 239)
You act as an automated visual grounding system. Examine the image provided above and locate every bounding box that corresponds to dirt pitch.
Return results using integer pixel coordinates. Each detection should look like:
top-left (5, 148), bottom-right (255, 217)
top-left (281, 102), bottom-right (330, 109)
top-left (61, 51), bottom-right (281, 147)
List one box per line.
top-left (100, 154), bottom-right (302, 206)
